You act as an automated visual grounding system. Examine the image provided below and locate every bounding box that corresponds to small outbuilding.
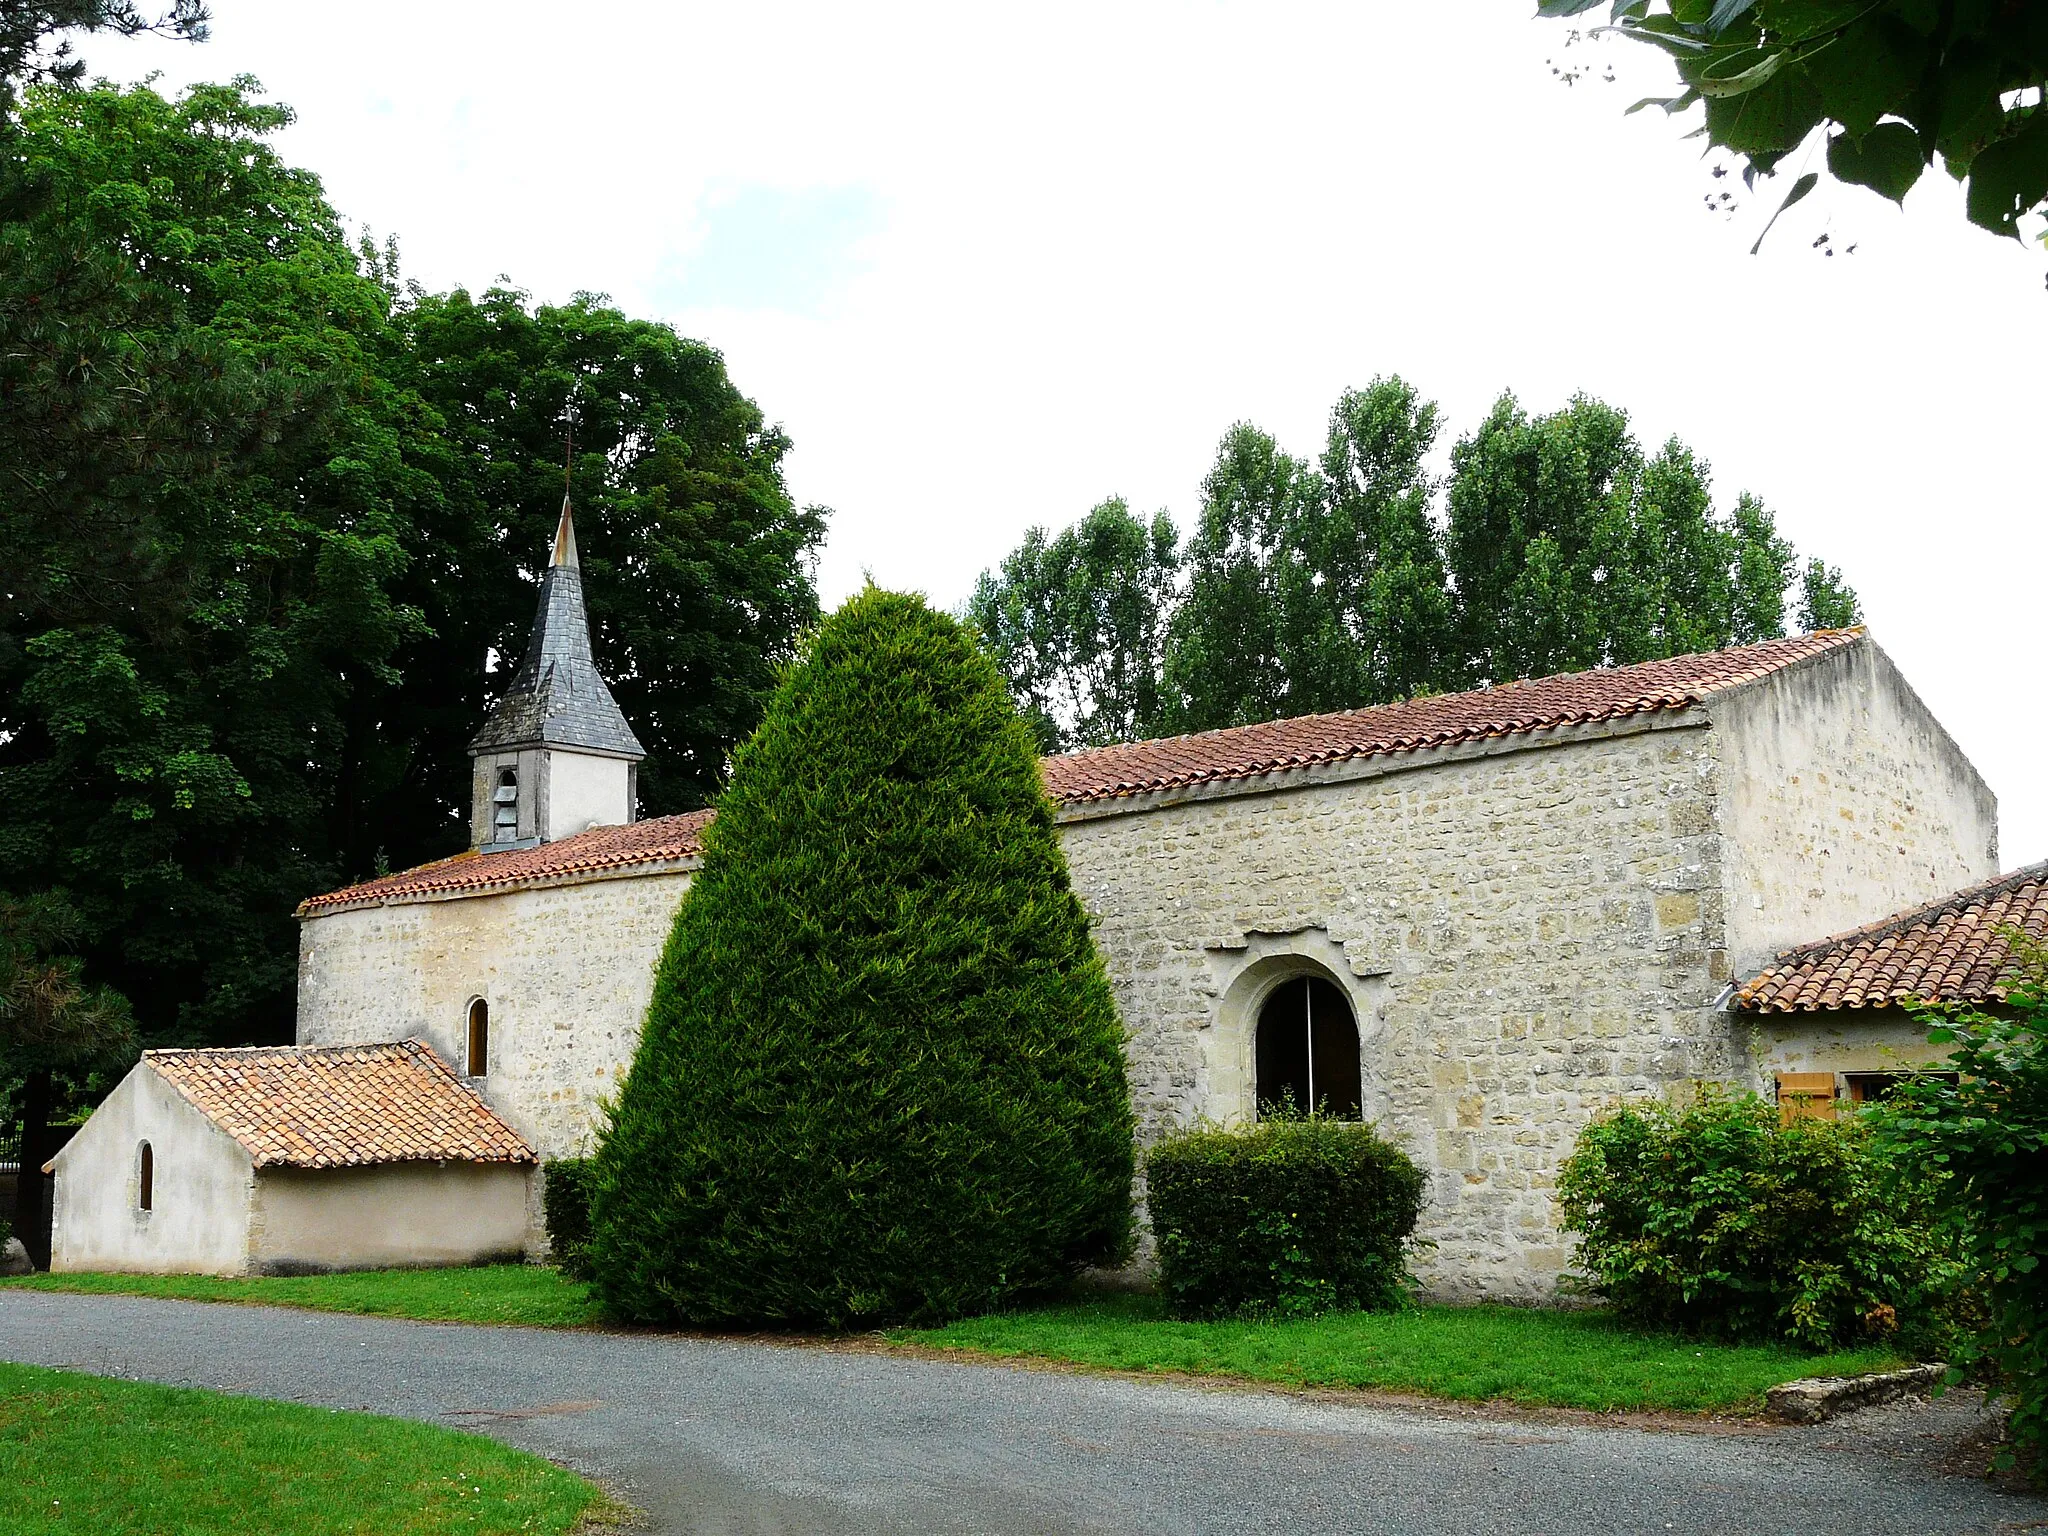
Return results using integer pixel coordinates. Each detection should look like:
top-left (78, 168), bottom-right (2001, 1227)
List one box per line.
top-left (1734, 860), bottom-right (2048, 1117)
top-left (47, 1041), bottom-right (535, 1275)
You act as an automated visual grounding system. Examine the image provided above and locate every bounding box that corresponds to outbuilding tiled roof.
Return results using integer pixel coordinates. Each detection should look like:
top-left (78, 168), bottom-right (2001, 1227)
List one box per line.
top-left (1040, 630), bottom-right (1862, 805)
top-left (1735, 862), bottom-right (2048, 1013)
top-left (299, 808), bottom-right (713, 914)
top-left (144, 1042), bottom-right (535, 1168)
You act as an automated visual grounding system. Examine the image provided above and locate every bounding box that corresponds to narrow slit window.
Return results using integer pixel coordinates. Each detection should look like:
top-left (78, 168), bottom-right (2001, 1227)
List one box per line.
top-left (138, 1141), bottom-right (153, 1212)
top-left (467, 997), bottom-right (490, 1077)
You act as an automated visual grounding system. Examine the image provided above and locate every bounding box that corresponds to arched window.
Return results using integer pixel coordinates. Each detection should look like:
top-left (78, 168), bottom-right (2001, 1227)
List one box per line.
top-left (492, 767), bottom-right (519, 840)
top-left (467, 997), bottom-right (490, 1077)
top-left (1255, 975), bottom-right (1362, 1120)
top-left (138, 1141), bottom-right (153, 1212)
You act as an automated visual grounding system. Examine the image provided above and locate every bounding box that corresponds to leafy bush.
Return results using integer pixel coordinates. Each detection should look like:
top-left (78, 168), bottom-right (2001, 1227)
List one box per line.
top-left (1146, 1118), bottom-right (1425, 1319)
top-left (587, 588), bottom-right (1135, 1328)
top-left (1880, 953), bottom-right (2048, 1483)
top-left (1556, 1089), bottom-right (1959, 1351)
top-left (541, 1159), bottom-right (594, 1281)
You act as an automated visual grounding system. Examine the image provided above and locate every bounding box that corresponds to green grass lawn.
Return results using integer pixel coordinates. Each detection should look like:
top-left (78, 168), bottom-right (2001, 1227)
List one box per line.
top-left (895, 1293), bottom-right (1912, 1413)
top-left (1, 1263), bottom-right (601, 1328)
top-left (0, 1360), bottom-right (618, 1535)
top-left (7, 1266), bottom-right (1912, 1415)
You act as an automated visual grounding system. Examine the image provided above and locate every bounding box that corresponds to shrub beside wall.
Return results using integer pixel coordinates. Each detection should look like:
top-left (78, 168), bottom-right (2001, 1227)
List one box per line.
top-left (542, 1158), bottom-right (595, 1281)
top-left (1556, 1089), bottom-right (1959, 1352)
top-left (586, 588), bottom-right (1135, 1328)
top-left (1146, 1119), bottom-right (1425, 1319)
top-left (1881, 969), bottom-right (2048, 1484)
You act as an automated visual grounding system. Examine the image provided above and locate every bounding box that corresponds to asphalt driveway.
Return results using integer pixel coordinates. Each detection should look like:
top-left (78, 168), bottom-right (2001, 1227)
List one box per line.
top-left (2, 1290), bottom-right (2040, 1535)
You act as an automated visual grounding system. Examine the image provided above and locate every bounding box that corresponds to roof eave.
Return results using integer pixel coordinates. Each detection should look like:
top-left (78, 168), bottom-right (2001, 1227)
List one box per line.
top-left (1053, 704), bottom-right (1711, 823)
top-left (296, 850), bottom-right (703, 918)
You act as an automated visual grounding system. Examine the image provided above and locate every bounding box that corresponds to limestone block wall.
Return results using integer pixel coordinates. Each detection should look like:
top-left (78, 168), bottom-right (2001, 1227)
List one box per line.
top-left (296, 869), bottom-right (692, 1164)
top-left (1056, 715), bottom-right (1739, 1302)
top-left (1713, 636), bottom-right (1997, 972)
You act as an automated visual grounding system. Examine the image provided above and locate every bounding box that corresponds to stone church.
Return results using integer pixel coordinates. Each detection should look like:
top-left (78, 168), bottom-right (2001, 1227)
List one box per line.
top-left (52, 501), bottom-right (2003, 1293)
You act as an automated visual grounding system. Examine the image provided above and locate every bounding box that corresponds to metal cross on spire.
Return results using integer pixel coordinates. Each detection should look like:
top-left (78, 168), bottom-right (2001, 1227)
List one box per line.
top-left (550, 403), bottom-right (578, 570)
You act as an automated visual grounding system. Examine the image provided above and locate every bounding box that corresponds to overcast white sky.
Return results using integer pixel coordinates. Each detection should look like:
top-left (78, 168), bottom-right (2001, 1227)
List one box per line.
top-left (97, 2), bottom-right (2048, 863)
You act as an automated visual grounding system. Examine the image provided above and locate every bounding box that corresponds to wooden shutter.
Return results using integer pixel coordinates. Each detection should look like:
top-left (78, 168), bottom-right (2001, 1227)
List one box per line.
top-left (1776, 1071), bottom-right (1837, 1124)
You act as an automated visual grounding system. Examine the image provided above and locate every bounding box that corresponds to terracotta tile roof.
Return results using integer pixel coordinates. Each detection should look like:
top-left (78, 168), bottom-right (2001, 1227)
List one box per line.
top-left (1041, 630), bottom-right (1863, 805)
top-left (144, 1042), bottom-right (535, 1168)
top-left (301, 634), bottom-right (1860, 912)
top-left (1735, 862), bottom-right (2048, 1013)
top-left (299, 808), bottom-right (713, 914)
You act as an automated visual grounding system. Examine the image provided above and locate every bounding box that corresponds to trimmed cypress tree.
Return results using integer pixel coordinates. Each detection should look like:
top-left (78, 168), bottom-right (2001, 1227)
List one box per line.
top-left (587, 587), bottom-right (1135, 1327)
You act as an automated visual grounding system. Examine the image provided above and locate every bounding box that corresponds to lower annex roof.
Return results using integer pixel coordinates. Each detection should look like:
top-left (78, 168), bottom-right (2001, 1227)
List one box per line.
top-left (137, 1041), bottom-right (535, 1169)
top-left (1735, 862), bottom-right (2048, 1014)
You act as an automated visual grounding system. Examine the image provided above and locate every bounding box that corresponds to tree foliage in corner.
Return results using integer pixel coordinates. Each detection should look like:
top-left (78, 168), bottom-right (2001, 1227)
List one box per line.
top-left (0, 0), bottom-right (206, 113)
top-left (971, 377), bottom-right (1856, 749)
top-left (1881, 942), bottom-right (2048, 1484)
top-left (1537, 0), bottom-right (2048, 241)
top-left (0, 71), bottom-right (824, 1055)
top-left (587, 589), bottom-right (1134, 1328)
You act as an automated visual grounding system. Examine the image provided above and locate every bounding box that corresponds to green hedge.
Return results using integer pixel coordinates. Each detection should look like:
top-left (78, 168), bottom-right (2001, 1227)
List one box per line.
top-left (1881, 962), bottom-right (2048, 1484)
top-left (586, 588), bottom-right (1135, 1328)
top-left (541, 1159), bottom-right (594, 1281)
top-left (1146, 1118), bottom-right (1425, 1319)
top-left (1556, 1088), bottom-right (1960, 1352)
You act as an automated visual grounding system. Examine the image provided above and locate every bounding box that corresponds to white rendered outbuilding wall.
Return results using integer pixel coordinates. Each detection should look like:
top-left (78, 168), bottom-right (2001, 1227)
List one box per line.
top-left (50, 1065), bottom-right (253, 1275)
top-left (251, 1163), bottom-right (530, 1272)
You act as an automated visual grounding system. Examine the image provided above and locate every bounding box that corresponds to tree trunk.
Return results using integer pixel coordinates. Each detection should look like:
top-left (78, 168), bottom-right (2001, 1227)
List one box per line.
top-left (16, 1069), bottom-right (51, 1270)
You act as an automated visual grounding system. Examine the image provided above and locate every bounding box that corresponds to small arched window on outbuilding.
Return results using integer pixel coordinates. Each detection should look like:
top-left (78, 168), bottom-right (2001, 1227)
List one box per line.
top-left (137, 1141), bottom-right (153, 1212)
top-left (1255, 976), bottom-right (1362, 1120)
top-left (467, 997), bottom-right (490, 1078)
top-left (492, 767), bottom-right (519, 841)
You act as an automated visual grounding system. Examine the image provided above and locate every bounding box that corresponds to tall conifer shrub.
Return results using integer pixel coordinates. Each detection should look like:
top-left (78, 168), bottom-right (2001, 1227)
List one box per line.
top-left (587, 588), bottom-right (1134, 1326)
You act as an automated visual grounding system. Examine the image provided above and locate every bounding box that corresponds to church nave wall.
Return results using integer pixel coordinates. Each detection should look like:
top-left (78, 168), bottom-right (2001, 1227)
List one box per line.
top-left (1057, 715), bottom-right (1738, 1303)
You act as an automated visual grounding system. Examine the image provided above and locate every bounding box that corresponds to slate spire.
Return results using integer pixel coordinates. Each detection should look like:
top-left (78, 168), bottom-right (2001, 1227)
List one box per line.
top-left (469, 497), bottom-right (646, 759)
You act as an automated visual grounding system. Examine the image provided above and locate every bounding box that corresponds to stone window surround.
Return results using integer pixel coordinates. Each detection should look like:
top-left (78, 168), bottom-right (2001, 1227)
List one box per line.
top-left (1200, 927), bottom-right (1393, 1131)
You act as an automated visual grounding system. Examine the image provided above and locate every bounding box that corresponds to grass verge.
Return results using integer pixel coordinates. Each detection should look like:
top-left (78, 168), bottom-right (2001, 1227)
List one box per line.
top-left (1, 1264), bottom-right (601, 1328)
top-left (7, 1268), bottom-right (1914, 1415)
top-left (0, 1360), bottom-right (620, 1535)
top-left (894, 1293), bottom-right (1912, 1413)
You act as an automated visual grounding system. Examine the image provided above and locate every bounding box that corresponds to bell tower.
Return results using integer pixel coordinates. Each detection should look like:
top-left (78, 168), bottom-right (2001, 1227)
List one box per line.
top-left (468, 497), bottom-right (646, 850)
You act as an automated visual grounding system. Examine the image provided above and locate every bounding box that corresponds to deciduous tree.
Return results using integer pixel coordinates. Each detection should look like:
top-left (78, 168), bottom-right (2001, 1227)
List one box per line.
top-left (973, 381), bottom-right (1856, 742)
top-left (1, 78), bottom-right (827, 1055)
top-left (965, 497), bottom-right (1178, 752)
top-left (1536, 2), bottom-right (2048, 243)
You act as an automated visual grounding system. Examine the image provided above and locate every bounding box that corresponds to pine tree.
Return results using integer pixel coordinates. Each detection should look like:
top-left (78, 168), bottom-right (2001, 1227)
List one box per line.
top-left (587, 588), bottom-right (1134, 1327)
